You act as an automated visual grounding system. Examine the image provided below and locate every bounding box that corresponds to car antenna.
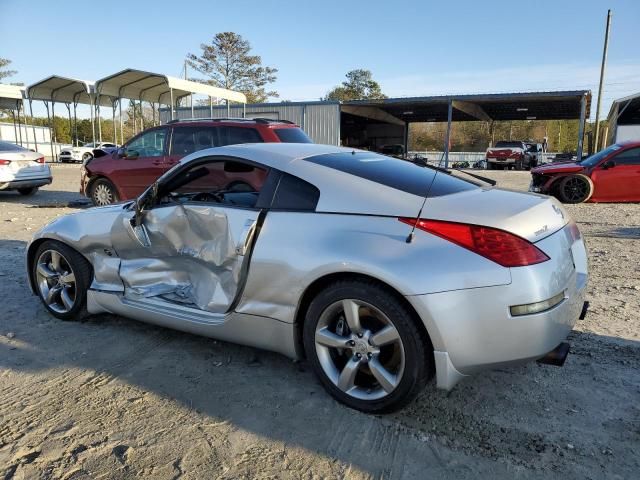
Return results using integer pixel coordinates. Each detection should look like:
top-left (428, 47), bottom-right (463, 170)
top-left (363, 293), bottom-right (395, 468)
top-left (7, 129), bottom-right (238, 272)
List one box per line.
top-left (406, 152), bottom-right (444, 243)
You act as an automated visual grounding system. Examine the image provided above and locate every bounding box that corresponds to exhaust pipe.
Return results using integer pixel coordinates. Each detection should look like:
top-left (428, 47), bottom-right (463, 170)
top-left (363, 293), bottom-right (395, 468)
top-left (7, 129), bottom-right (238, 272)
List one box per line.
top-left (537, 342), bottom-right (570, 367)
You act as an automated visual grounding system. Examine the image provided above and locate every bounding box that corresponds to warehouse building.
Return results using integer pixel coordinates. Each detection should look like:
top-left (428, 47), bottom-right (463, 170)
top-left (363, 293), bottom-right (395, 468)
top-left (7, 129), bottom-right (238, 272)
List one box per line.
top-left (164, 90), bottom-right (591, 165)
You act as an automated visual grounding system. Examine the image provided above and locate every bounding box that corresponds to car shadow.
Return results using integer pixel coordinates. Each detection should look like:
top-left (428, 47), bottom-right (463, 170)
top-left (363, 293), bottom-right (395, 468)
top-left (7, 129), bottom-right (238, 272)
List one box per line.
top-left (0, 190), bottom-right (90, 207)
top-left (1, 238), bottom-right (638, 478)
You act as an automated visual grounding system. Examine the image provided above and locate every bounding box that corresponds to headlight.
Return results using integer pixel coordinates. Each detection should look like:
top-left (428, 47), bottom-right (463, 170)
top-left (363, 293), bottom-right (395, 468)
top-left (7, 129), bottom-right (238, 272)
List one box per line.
top-left (510, 291), bottom-right (565, 316)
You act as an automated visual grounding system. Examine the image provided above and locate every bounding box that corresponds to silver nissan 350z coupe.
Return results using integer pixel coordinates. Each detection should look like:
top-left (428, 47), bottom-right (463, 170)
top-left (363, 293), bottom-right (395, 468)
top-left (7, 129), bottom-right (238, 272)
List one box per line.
top-left (26, 143), bottom-right (588, 412)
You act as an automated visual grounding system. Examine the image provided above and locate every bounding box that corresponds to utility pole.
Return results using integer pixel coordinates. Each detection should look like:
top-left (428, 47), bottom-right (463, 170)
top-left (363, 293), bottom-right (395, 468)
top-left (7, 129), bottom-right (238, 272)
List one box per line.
top-left (594, 9), bottom-right (612, 149)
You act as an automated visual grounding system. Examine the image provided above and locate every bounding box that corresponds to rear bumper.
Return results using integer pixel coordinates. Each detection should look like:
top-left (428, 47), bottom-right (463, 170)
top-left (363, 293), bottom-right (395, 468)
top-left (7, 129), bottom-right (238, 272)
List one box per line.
top-left (407, 223), bottom-right (588, 390)
top-left (0, 176), bottom-right (52, 190)
top-left (487, 158), bottom-right (516, 164)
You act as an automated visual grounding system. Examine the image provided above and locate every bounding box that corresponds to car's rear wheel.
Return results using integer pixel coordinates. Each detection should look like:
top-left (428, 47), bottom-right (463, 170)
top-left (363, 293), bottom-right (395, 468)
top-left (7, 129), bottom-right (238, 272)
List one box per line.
top-left (515, 159), bottom-right (523, 170)
top-left (303, 280), bottom-right (433, 413)
top-left (90, 178), bottom-right (118, 206)
top-left (18, 187), bottom-right (38, 196)
top-left (32, 240), bottom-right (92, 321)
top-left (558, 174), bottom-right (593, 203)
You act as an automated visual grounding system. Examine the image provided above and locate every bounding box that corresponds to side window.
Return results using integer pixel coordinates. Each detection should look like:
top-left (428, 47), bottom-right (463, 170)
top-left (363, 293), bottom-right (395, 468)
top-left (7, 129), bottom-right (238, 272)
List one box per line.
top-left (271, 172), bottom-right (320, 211)
top-left (613, 147), bottom-right (640, 165)
top-left (170, 126), bottom-right (218, 156)
top-left (219, 127), bottom-right (263, 146)
top-left (127, 128), bottom-right (167, 158)
top-left (159, 160), bottom-right (268, 209)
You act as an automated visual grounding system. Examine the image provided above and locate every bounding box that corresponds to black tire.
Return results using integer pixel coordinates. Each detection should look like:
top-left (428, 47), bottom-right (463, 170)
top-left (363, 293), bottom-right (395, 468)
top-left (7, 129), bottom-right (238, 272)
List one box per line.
top-left (32, 240), bottom-right (92, 321)
top-left (90, 178), bottom-right (119, 206)
top-left (303, 279), bottom-right (433, 413)
top-left (515, 159), bottom-right (523, 171)
top-left (487, 162), bottom-right (494, 170)
top-left (18, 187), bottom-right (38, 196)
top-left (558, 174), bottom-right (594, 203)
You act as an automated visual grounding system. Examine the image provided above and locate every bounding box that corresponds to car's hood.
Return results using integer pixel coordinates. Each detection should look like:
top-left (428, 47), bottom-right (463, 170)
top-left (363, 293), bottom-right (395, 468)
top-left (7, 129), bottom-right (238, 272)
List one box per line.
top-left (30, 203), bottom-right (129, 253)
top-left (532, 162), bottom-right (584, 174)
top-left (424, 187), bottom-right (569, 242)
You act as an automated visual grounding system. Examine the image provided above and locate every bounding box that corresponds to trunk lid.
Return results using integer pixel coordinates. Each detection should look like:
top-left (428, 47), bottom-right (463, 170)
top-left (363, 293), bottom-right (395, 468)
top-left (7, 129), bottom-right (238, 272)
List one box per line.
top-left (486, 147), bottom-right (522, 158)
top-left (423, 187), bottom-right (569, 242)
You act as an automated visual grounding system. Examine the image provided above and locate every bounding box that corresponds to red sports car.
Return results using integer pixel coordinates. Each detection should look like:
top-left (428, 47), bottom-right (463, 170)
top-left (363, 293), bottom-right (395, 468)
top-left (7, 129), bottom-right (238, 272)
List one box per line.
top-left (529, 141), bottom-right (640, 203)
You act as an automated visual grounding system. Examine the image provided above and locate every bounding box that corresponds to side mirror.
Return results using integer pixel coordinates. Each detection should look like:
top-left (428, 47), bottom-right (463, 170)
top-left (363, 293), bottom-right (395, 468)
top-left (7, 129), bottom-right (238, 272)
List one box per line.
top-left (118, 148), bottom-right (139, 159)
top-left (602, 160), bottom-right (615, 169)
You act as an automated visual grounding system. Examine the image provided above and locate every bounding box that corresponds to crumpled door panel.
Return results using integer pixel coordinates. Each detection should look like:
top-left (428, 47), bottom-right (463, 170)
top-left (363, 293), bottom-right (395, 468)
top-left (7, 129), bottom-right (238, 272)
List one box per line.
top-left (112, 204), bottom-right (258, 313)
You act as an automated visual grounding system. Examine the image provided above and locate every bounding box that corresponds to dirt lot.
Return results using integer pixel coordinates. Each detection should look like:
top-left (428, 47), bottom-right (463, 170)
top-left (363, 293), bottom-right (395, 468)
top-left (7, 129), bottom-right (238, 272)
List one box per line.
top-left (1, 165), bottom-right (638, 479)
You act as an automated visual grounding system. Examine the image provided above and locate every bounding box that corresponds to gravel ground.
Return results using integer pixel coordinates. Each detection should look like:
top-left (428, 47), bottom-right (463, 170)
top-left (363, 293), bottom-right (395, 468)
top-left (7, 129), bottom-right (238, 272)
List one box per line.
top-left (1, 165), bottom-right (638, 479)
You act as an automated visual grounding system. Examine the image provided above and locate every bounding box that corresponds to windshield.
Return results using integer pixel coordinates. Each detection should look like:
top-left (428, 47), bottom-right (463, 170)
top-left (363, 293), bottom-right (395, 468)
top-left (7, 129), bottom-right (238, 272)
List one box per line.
top-left (494, 141), bottom-right (524, 148)
top-left (580, 144), bottom-right (622, 167)
top-left (82, 142), bottom-right (97, 148)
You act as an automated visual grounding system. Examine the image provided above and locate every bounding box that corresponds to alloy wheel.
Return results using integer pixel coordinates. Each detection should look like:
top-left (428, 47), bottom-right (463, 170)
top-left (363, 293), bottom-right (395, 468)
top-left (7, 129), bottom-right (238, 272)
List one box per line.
top-left (314, 299), bottom-right (405, 401)
top-left (563, 176), bottom-right (589, 202)
top-left (35, 249), bottom-right (77, 314)
top-left (93, 183), bottom-right (114, 206)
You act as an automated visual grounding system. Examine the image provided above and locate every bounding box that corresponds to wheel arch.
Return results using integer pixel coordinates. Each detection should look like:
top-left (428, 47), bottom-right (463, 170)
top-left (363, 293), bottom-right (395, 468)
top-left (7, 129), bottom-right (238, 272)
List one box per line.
top-left (292, 271), bottom-right (436, 362)
top-left (86, 174), bottom-right (123, 201)
top-left (26, 237), bottom-right (94, 295)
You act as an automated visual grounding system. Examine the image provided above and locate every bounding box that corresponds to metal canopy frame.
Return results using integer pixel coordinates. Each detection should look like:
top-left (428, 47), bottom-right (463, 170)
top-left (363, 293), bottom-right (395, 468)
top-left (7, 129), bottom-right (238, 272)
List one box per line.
top-left (95, 68), bottom-right (247, 143)
top-left (0, 84), bottom-right (30, 149)
top-left (26, 76), bottom-right (114, 159)
top-left (606, 91), bottom-right (640, 147)
top-left (344, 90), bottom-right (592, 167)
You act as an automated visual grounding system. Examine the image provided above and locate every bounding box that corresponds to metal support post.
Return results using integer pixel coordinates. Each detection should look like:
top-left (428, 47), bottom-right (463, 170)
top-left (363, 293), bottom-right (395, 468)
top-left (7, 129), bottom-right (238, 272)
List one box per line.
top-left (443, 100), bottom-right (453, 168)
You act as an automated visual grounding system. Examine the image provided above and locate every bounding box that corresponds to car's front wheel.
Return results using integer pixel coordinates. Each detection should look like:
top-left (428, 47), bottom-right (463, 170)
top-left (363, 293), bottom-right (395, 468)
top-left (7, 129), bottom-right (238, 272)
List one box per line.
top-left (303, 280), bottom-right (433, 413)
top-left (90, 178), bottom-right (118, 206)
top-left (32, 240), bottom-right (92, 321)
top-left (558, 174), bottom-right (594, 203)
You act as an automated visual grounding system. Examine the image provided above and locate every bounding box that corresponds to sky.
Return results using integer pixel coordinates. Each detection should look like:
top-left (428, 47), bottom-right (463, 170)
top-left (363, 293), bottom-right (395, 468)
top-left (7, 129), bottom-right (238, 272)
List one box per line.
top-left (2, 0), bottom-right (639, 119)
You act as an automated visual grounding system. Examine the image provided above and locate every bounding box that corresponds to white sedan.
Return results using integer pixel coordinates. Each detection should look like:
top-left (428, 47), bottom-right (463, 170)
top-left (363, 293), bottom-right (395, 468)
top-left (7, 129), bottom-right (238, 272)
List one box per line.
top-left (0, 140), bottom-right (52, 196)
top-left (58, 142), bottom-right (118, 163)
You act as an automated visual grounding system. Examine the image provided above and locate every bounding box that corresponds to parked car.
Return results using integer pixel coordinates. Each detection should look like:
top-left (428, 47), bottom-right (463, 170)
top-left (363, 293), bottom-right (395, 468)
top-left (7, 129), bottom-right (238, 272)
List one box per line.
top-left (486, 141), bottom-right (535, 170)
top-left (59, 142), bottom-right (118, 163)
top-left (27, 143), bottom-right (588, 412)
top-left (0, 140), bottom-right (51, 196)
top-left (529, 141), bottom-right (640, 203)
top-left (525, 142), bottom-right (543, 166)
top-left (81, 118), bottom-right (312, 206)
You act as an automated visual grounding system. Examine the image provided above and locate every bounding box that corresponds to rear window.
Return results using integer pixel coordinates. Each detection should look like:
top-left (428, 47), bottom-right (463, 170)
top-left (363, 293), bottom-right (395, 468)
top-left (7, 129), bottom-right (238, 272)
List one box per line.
top-left (305, 152), bottom-right (477, 197)
top-left (0, 140), bottom-right (27, 152)
top-left (219, 127), bottom-right (263, 145)
top-left (274, 128), bottom-right (312, 143)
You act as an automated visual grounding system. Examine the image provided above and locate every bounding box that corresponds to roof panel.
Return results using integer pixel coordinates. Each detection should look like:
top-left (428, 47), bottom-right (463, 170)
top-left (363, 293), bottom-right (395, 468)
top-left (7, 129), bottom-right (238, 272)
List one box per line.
top-left (26, 76), bottom-right (113, 106)
top-left (95, 69), bottom-right (246, 104)
top-left (344, 91), bottom-right (591, 122)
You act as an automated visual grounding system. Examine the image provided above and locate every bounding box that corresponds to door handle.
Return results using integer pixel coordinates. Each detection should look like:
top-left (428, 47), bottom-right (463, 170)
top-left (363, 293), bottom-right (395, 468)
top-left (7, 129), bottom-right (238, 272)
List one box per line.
top-left (236, 219), bottom-right (257, 256)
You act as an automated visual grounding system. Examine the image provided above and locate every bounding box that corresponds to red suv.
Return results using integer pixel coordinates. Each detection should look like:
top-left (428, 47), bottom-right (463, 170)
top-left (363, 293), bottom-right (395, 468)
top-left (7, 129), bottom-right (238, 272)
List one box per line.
top-left (81, 118), bottom-right (312, 206)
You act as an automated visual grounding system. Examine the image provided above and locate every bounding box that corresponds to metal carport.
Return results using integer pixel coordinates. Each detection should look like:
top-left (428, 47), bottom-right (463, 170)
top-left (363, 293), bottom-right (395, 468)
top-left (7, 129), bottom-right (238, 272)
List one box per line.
top-left (606, 92), bottom-right (640, 146)
top-left (95, 68), bottom-right (247, 144)
top-left (0, 83), bottom-right (29, 148)
top-left (26, 76), bottom-right (113, 159)
top-left (343, 90), bottom-right (592, 167)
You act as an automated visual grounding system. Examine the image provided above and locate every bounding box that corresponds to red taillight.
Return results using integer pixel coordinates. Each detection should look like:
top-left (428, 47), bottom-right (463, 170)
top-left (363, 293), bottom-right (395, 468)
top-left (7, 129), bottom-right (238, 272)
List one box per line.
top-left (399, 218), bottom-right (549, 267)
top-left (36, 156), bottom-right (45, 164)
top-left (0, 159), bottom-right (11, 165)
